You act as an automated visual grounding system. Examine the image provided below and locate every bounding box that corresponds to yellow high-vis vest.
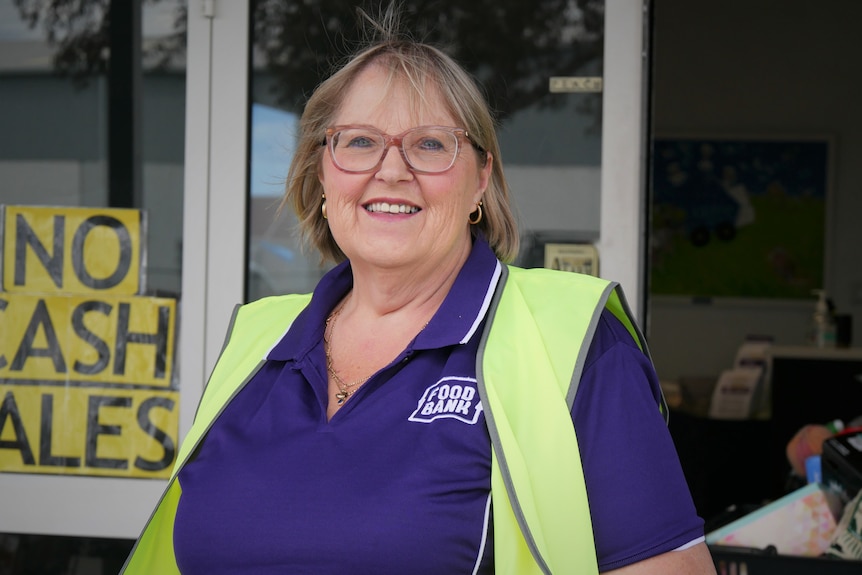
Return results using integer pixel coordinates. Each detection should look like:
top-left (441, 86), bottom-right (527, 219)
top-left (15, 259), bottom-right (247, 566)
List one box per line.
top-left (121, 265), bottom-right (660, 574)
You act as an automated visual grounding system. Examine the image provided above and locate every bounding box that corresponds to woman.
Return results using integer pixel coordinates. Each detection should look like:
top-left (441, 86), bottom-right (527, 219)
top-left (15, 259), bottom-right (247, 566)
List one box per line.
top-left (121, 13), bottom-right (716, 575)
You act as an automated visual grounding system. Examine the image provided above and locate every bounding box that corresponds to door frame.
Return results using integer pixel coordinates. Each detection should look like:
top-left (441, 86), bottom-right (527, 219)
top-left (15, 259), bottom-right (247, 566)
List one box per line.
top-left (0, 0), bottom-right (649, 540)
top-left (184, 0), bottom-right (653, 539)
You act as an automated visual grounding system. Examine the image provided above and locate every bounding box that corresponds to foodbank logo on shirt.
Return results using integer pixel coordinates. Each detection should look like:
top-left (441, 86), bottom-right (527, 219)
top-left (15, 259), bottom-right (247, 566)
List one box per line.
top-left (408, 376), bottom-right (483, 425)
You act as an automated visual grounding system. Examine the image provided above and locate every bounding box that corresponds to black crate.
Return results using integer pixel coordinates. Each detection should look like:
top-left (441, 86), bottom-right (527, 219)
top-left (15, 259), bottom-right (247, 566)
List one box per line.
top-left (822, 431), bottom-right (862, 503)
top-left (710, 546), bottom-right (862, 574)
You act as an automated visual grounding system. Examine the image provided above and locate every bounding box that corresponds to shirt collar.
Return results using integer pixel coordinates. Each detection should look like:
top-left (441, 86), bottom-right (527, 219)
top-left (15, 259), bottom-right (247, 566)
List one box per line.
top-left (415, 235), bottom-right (501, 349)
top-left (267, 235), bottom-right (502, 361)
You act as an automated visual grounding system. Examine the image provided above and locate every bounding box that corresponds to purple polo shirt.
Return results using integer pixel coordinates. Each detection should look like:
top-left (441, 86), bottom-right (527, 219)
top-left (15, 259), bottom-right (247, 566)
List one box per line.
top-left (173, 237), bottom-right (703, 574)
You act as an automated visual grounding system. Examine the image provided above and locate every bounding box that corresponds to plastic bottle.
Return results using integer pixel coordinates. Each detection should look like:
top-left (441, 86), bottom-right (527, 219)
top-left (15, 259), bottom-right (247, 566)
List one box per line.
top-left (811, 289), bottom-right (836, 348)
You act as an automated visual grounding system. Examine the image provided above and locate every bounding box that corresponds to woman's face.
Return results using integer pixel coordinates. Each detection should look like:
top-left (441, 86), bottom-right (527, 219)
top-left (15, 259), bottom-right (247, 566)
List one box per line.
top-left (318, 64), bottom-right (492, 275)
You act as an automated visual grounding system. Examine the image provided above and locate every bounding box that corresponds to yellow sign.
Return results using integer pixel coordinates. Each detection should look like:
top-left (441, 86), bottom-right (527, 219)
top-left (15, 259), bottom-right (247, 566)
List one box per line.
top-left (548, 76), bottom-right (603, 93)
top-left (0, 293), bottom-right (176, 387)
top-left (2, 205), bottom-right (143, 295)
top-left (544, 243), bottom-right (600, 276)
top-left (0, 385), bottom-right (177, 477)
top-left (1, 205), bottom-right (177, 479)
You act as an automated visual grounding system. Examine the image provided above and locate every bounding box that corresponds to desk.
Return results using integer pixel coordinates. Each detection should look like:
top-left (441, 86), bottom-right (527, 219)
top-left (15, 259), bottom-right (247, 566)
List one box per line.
top-left (669, 410), bottom-right (772, 521)
top-left (670, 346), bottom-right (862, 521)
top-left (767, 346), bottom-right (862, 498)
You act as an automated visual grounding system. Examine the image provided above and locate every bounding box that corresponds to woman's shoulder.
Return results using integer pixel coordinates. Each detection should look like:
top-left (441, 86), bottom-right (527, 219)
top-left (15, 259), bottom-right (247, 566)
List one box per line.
top-left (219, 294), bottom-right (314, 353)
top-left (237, 293), bottom-right (313, 320)
top-left (505, 265), bottom-right (612, 291)
top-left (588, 309), bottom-right (644, 357)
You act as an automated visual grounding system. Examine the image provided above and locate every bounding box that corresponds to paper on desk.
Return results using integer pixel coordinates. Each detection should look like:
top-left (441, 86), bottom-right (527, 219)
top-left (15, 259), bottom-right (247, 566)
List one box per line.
top-left (707, 483), bottom-right (841, 556)
top-left (708, 367), bottom-right (763, 420)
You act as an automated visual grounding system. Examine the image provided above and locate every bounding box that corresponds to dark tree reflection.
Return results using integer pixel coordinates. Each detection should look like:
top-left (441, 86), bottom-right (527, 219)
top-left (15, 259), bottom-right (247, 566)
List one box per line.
top-left (12, 0), bottom-right (603, 119)
top-left (253, 0), bottom-right (603, 120)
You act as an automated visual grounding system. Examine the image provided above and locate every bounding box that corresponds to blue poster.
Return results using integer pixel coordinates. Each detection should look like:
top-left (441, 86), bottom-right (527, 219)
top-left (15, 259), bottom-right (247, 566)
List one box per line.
top-left (650, 138), bottom-right (829, 299)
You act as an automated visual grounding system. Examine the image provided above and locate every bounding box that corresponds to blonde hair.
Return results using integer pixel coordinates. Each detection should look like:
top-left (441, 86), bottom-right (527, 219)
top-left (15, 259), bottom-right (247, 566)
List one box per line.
top-left (282, 10), bottom-right (519, 263)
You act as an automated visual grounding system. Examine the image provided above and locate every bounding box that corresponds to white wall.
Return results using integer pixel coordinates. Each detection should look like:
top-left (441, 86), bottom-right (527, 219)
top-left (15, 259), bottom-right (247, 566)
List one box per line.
top-left (648, 0), bottom-right (862, 381)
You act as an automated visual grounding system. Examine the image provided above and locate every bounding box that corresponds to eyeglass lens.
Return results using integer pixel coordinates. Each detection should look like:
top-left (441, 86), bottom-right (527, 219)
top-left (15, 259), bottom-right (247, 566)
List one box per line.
top-left (329, 127), bottom-right (460, 173)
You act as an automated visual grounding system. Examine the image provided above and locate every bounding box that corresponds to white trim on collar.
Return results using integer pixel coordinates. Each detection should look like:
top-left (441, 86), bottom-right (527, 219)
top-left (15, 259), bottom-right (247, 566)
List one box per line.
top-left (460, 260), bottom-right (502, 345)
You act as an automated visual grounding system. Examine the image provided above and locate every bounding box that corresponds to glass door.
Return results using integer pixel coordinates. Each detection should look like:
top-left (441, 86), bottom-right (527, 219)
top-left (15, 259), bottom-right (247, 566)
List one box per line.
top-left (195, 2), bottom-right (653, 443)
top-left (247, 0), bottom-right (629, 304)
top-left (0, 0), bottom-right (187, 541)
top-left (0, 0), bottom-right (651, 544)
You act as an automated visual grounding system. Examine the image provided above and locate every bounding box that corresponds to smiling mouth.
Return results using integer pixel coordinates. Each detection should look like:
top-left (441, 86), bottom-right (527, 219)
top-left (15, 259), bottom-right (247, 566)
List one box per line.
top-left (364, 202), bottom-right (420, 214)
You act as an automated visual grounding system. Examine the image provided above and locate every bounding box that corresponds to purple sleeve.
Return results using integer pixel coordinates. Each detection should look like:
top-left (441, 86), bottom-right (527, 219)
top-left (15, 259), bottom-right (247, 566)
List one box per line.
top-left (573, 310), bottom-right (704, 572)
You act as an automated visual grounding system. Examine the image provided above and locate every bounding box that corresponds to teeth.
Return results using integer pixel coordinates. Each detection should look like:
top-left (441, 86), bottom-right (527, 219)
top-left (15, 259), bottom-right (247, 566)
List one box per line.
top-left (365, 202), bottom-right (419, 214)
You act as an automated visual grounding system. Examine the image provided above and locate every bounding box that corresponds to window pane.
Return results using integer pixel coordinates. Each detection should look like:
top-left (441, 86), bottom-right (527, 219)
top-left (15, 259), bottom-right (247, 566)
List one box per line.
top-left (248, 0), bottom-right (604, 298)
top-left (0, 0), bottom-right (187, 553)
top-left (0, 0), bottom-right (186, 294)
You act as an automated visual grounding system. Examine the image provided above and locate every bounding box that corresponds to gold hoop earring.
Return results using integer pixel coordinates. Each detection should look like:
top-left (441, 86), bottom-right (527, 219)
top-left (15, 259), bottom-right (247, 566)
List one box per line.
top-left (468, 201), bottom-right (483, 225)
top-left (321, 195), bottom-right (327, 220)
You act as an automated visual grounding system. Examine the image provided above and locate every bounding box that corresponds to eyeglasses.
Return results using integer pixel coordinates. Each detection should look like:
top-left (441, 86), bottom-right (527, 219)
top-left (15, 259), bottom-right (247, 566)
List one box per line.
top-left (324, 125), bottom-right (486, 174)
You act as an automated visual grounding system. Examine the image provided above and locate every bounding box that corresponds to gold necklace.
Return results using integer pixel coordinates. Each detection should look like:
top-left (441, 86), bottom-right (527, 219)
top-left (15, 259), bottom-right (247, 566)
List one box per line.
top-left (323, 302), bottom-right (370, 405)
top-left (324, 300), bottom-right (432, 406)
